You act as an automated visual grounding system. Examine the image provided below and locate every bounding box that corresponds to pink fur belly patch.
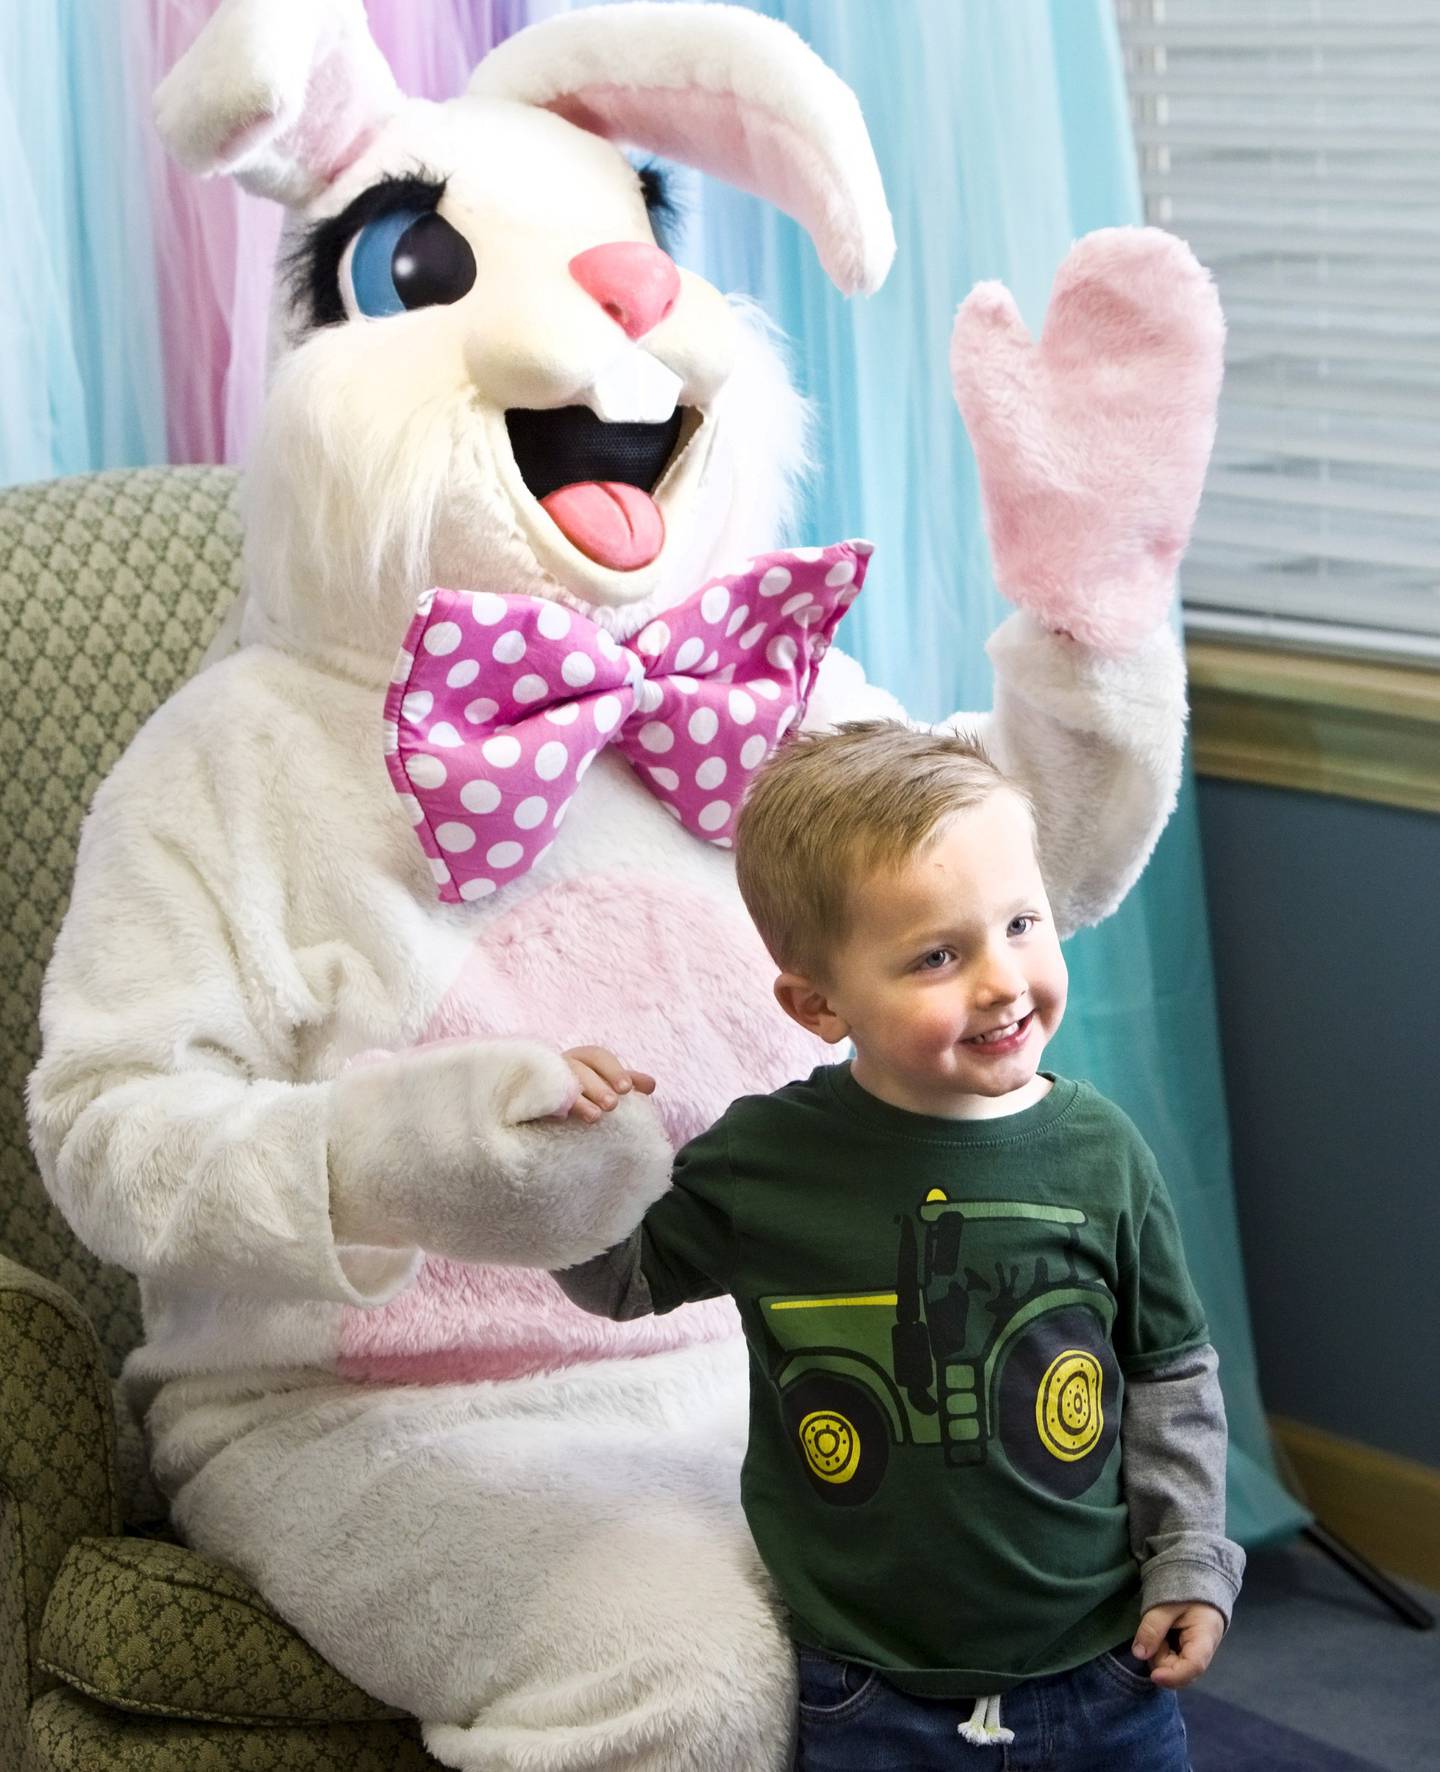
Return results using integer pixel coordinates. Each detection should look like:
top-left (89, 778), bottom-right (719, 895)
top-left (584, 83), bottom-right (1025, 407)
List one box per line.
top-left (337, 872), bottom-right (828, 1384)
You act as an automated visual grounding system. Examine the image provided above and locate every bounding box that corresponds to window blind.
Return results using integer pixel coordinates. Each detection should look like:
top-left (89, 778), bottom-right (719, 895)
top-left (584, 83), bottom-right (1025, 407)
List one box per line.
top-left (1115, 1), bottom-right (1440, 661)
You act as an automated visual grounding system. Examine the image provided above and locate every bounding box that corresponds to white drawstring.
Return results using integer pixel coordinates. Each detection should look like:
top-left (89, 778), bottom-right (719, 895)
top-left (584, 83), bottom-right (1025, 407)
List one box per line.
top-left (959, 1691), bottom-right (1013, 1746)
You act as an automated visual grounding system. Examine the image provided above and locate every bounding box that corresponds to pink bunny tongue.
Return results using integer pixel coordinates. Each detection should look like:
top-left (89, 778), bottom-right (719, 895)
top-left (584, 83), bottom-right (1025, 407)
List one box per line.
top-left (540, 481), bottom-right (665, 571)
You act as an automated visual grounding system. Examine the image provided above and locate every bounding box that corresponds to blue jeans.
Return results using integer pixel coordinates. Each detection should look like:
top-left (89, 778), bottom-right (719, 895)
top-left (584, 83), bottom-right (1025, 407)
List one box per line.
top-left (795, 1642), bottom-right (1190, 1771)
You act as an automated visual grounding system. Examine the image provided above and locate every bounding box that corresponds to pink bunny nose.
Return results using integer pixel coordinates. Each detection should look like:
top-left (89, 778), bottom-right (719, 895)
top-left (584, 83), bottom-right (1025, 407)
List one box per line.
top-left (569, 243), bottom-right (680, 340)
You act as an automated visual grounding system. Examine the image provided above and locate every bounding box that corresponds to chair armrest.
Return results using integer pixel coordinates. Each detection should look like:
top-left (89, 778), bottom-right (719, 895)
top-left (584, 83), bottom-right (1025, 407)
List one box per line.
top-left (0, 1252), bottom-right (122, 1715)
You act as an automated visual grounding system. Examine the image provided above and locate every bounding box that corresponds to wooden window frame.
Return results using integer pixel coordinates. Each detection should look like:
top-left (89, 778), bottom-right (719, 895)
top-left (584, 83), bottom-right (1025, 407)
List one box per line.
top-left (1187, 642), bottom-right (1440, 814)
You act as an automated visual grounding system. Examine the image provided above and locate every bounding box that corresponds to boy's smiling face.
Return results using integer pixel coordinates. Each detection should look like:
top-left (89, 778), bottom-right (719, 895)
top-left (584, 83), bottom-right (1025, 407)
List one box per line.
top-left (775, 790), bottom-right (1069, 1119)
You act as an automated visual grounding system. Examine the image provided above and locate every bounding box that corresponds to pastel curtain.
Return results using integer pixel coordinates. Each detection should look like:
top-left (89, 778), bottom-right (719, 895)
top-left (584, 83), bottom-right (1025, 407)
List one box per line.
top-left (0, 0), bottom-right (535, 484)
top-left (681, 0), bottom-right (1303, 1548)
top-left (0, 1), bottom-right (166, 486)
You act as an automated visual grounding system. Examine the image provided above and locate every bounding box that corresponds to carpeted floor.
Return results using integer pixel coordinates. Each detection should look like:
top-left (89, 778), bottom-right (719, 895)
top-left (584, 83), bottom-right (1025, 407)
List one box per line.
top-left (1183, 1540), bottom-right (1440, 1772)
top-left (1185, 1689), bottom-right (1395, 1771)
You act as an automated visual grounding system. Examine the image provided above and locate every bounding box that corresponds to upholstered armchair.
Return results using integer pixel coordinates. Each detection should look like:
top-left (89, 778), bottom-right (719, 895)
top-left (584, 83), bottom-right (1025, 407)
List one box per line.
top-left (0, 469), bottom-right (437, 1770)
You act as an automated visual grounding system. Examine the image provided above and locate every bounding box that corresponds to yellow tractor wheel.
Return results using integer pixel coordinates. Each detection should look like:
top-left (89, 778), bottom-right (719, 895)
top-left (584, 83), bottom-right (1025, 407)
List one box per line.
top-left (782, 1376), bottom-right (890, 1505)
top-left (996, 1306), bottom-right (1119, 1500)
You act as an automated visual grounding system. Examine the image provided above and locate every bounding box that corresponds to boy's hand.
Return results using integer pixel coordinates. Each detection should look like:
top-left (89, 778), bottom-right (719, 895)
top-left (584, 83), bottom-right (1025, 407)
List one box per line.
top-left (562, 1046), bottom-right (657, 1124)
top-left (1131, 1602), bottom-right (1225, 1688)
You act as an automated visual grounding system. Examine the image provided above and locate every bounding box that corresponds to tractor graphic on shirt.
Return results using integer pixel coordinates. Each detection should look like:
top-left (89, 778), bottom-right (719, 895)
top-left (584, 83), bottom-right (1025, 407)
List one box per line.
top-left (759, 1194), bottom-right (1120, 1505)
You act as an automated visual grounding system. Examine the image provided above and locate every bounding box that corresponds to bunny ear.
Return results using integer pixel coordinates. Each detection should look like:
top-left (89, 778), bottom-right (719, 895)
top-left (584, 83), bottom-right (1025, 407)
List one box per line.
top-left (154, 0), bottom-right (401, 208)
top-left (469, 2), bottom-right (895, 297)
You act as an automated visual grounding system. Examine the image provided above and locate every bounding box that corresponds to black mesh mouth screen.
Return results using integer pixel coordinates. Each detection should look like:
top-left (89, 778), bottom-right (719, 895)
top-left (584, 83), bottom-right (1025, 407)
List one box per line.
top-left (505, 406), bottom-right (686, 503)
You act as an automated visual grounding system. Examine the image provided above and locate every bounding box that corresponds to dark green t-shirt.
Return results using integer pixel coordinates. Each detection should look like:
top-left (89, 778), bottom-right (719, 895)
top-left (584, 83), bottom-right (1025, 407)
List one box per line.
top-left (638, 1065), bottom-right (1209, 1696)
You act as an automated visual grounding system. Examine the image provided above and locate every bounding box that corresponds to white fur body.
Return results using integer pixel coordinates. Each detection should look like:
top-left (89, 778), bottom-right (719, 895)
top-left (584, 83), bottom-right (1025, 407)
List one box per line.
top-left (148, 1342), bottom-right (791, 1771)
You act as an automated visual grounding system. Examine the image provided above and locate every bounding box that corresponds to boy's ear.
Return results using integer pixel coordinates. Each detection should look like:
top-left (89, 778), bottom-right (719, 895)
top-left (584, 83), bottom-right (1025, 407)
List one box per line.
top-left (773, 973), bottom-right (850, 1045)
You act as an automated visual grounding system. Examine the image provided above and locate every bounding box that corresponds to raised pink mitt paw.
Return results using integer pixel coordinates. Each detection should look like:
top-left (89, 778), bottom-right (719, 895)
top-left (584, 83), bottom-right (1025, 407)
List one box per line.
top-left (950, 227), bottom-right (1224, 656)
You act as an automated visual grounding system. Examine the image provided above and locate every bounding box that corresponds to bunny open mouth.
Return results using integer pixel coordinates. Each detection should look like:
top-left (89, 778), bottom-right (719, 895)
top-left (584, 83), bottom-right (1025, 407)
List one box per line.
top-left (505, 406), bottom-right (692, 572)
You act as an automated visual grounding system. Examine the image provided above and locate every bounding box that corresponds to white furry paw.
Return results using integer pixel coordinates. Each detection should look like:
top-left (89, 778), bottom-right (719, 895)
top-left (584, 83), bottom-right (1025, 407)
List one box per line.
top-left (329, 1039), bottom-right (672, 1269)
top-left (493, 1044), bottom-right (580, 1125)
top-left (501, 1091), bottom-right (676, 1269)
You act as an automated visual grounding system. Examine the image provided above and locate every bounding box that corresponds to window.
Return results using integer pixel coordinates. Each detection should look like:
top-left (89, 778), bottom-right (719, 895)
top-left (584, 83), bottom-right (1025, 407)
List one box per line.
top-left (1116, 1), bottom-right (1440, 663)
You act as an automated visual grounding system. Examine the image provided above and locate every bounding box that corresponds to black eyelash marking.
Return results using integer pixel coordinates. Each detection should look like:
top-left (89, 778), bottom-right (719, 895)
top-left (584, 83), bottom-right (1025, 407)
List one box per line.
top-left (284, 170), bottom-right (448, 331)
top-left (637, 161), bottom-right (682, 255)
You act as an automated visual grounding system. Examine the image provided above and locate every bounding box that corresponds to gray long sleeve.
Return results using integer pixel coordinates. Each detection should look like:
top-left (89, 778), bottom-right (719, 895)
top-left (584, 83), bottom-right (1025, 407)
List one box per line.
top-left (1122, 1344), bottom-right (1245, 1625)
top-left (556, 1231), bottom-right (654, 1320)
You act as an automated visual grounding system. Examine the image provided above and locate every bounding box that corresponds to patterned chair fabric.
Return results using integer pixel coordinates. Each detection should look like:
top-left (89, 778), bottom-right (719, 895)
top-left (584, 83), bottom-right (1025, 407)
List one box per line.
top-left (0, 471), bottom-right (437, 1770)
top-left (29, 1687), bottom-right (435, 1772)
top-left (0, 1255), bottom-right (122, 1772)
top-left (39, 1538), bottom-right (406, 1726)
top-left (0, 467), bottom-right (244, 1365)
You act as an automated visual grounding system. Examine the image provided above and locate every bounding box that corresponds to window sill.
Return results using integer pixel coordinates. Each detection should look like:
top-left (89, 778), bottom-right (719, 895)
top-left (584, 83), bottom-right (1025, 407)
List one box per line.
top-left (1185, 640), bottom-right (1440, 815)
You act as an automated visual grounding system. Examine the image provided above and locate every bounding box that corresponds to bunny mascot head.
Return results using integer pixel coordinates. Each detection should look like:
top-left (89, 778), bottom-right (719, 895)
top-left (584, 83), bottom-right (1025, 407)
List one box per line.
top-left (30, 2), bottom-right (1221, 1768)
top-left (157, 0), bottom-right (893, 674)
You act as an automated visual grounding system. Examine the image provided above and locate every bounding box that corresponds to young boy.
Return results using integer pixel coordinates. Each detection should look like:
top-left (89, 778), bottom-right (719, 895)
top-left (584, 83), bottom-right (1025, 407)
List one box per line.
top-left (556, 721), bottom-right (1243, 1769)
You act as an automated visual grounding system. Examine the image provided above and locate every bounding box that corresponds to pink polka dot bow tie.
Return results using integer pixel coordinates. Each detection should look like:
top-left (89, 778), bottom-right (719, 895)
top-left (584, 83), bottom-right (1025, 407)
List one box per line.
top-left (384, 540), bottom-right (872, 903)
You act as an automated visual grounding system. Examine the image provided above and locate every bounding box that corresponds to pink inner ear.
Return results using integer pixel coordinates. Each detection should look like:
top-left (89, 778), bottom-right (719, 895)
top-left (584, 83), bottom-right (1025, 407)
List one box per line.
top-left (294, 40), bottom-right (392, 188)
top-left (549, 83), bottom-right (854, 291)
top-left (210, 38), bottom-right (393, 202)
top-left (212, 109), bottom-right (278, 171)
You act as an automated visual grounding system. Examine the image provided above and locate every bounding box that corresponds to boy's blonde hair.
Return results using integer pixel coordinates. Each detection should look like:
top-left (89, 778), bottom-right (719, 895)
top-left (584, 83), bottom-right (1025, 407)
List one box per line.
top-left (734, 720), bottom-right (1029, 981)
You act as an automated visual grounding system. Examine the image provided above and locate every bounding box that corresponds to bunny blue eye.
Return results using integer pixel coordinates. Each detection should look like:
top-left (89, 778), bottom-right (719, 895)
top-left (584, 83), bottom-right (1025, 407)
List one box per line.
top-left (343, 206), bottom-right (476, 319)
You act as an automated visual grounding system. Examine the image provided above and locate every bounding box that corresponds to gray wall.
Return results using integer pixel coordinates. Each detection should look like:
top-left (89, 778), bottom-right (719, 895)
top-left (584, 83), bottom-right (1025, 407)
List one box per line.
top-left (1196, 780), bottom-right (1440, 1469)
